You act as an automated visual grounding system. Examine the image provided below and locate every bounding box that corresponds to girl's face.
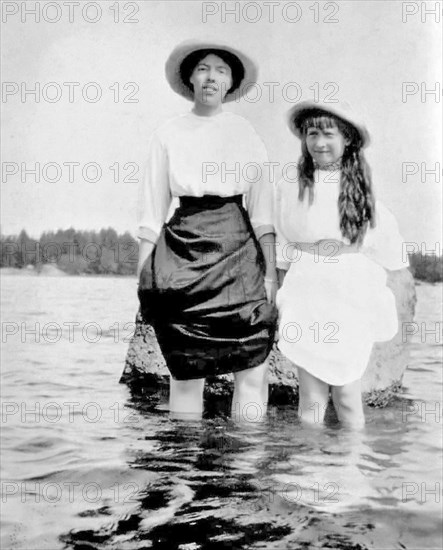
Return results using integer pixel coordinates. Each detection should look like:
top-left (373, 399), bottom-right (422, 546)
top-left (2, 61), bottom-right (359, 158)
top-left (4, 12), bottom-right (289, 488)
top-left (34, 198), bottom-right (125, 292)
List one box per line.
top-left (305, 122), bottom-right (350, 167)
top-left (189, 54), bottom-right (233, 107)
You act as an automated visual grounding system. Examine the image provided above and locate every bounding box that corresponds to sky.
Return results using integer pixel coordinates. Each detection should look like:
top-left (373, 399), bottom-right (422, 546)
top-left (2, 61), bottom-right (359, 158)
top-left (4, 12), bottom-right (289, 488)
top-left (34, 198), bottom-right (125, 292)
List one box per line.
top-left (1, 0), bottom-right (442, 252)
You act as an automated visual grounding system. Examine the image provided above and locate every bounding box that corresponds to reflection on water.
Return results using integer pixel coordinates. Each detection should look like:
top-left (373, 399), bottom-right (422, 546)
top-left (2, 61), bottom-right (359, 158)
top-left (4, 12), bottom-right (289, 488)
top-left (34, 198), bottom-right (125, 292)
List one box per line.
top-left (1, 275), bottom-right (442, 549)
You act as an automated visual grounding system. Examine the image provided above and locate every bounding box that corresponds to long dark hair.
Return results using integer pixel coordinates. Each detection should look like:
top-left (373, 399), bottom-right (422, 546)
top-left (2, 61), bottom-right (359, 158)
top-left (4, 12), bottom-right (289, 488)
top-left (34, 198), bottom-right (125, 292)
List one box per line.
top-left (297, 114), bottom-right (376, 245)
top-left (179, 48), bottom-right (245, 97)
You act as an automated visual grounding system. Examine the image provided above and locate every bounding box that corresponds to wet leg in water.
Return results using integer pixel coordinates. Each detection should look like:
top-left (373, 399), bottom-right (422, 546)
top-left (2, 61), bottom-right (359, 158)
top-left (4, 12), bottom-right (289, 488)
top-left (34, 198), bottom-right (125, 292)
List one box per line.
top-left (297, 367), bottom-right (329, 426)
top-left (331, 379), bottom-right (365, 430)
top-left (169, 377), bottom-right (205, 421)
top-left (232, 360), bottom-right (269, 423)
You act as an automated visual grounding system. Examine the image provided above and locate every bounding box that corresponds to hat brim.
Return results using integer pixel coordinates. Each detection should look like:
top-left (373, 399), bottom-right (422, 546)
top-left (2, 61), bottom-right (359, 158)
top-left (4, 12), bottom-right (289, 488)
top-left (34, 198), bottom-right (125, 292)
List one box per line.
top-left (287, 101), bottom-right (370, 147)
top-left (165, 40), bottom-right (258, 103)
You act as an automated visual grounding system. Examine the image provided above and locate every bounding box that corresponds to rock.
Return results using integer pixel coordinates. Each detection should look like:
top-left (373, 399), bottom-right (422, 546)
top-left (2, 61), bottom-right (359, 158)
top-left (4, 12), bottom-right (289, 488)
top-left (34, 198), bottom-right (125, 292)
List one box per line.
top-left (362, 268), bottom-right (417, 393)
top-left (121, 268), bottom-right (416, 408)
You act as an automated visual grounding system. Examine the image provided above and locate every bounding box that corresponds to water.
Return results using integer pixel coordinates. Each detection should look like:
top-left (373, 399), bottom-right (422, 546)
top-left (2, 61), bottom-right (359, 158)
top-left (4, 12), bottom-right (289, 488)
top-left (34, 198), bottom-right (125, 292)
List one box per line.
top-left (1, 274), bottom-right (442, 550)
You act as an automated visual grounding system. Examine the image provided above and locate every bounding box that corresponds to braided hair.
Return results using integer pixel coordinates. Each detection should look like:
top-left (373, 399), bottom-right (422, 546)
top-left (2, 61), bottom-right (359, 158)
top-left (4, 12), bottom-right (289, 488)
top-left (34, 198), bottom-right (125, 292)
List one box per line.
top-left (297, 114), bottom-right (376, 245)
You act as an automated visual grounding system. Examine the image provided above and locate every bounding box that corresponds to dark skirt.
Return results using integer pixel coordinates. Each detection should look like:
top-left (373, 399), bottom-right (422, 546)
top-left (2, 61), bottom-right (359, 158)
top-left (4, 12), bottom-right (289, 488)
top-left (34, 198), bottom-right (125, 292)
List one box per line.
top-left (138, 194), bottom-right (277, 380)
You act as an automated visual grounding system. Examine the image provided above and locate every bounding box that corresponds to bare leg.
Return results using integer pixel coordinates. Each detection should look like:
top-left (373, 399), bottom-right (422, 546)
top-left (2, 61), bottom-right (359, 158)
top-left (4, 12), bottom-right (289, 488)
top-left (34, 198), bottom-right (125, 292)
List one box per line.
top-left (297, 367), bottom-right (329, 426)
top-left (169, 376), bottom-right (205, 421)
top-left (331, 379), bottom-right (365, 429)
top-left (232, 360), bottom-right (269, 423)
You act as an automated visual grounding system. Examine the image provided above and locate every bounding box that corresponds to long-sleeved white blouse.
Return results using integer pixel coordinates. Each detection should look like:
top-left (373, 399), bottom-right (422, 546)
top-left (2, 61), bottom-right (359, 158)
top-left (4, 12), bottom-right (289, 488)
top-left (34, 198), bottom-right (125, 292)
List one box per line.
top-left (275, 167), bottom-right (408, 271)
top-left (137, 111), bottom-right (274, 243)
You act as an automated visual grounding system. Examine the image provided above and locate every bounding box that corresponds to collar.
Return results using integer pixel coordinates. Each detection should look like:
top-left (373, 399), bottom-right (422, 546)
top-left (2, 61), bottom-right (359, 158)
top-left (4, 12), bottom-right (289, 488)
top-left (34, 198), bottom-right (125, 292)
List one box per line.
top-left (313, 159), bottom-right (342, 172)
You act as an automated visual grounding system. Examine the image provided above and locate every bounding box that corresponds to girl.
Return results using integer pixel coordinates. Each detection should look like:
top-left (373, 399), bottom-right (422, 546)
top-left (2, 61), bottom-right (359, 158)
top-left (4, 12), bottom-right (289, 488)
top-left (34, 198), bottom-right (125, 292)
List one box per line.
top-left (137, 40), bottom-right (277, 420)
top-left (275, 101), bottom-right (407, 429)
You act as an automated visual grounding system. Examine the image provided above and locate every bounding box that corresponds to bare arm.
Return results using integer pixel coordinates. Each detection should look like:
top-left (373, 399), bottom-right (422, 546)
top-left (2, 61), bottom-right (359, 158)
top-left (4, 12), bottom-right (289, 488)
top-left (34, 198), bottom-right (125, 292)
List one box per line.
top-left (258, 232), bottom-right (277, 304)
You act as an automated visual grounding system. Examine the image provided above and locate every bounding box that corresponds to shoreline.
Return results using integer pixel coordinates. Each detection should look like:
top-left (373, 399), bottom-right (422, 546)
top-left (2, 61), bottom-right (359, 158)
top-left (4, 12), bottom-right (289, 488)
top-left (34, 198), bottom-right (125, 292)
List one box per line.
top-left (0, 267), bottom-right (136, 278)
top-left (0, 267), bottom-right (438, 284)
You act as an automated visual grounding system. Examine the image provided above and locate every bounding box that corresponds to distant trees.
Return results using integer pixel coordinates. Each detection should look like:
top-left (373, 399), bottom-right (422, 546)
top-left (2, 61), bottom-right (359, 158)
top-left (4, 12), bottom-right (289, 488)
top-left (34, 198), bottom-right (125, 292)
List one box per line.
top-left (1, 229), bottom-right (442, 281)
top-left (408, 252), bottom-right (443, 283)
top-left (0, 228), bottom-right (138, 275)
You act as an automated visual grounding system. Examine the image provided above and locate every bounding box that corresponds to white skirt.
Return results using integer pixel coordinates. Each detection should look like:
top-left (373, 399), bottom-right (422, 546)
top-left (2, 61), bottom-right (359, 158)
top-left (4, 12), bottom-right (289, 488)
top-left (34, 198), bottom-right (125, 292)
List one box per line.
top-left (276, 251), bottom-right (398, 385)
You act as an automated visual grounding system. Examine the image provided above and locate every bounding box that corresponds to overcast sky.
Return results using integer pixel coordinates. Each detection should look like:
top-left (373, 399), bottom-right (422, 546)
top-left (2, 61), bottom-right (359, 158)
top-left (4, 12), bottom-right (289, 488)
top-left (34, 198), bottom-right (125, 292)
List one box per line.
top-left (2, 0), bottom-right (442, 251)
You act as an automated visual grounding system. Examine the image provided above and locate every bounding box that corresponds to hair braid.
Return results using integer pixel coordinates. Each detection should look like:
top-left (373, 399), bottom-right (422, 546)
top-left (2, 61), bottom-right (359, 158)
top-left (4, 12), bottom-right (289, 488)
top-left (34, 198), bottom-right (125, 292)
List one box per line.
top-left (339, 146), bottom-right (376, 244)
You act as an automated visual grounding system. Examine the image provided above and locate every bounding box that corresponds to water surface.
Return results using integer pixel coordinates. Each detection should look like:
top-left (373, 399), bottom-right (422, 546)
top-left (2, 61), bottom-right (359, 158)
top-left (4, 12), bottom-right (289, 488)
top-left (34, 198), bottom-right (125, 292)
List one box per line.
top-left (1, 275), bottom-right (442, 549)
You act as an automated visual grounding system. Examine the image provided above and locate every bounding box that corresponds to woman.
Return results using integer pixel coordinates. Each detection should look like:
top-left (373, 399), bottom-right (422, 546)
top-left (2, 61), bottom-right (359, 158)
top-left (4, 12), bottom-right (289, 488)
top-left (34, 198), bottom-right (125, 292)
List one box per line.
top-left (137, 40), bottom-right (277, 420)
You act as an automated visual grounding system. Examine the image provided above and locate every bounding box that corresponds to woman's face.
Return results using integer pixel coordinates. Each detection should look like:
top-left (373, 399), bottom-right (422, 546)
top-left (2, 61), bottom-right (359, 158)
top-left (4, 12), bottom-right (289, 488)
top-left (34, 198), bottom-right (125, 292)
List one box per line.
top-left (189, 54), bottom-right (233, 107)
top-left (305, 122), bottom-right (350, 166)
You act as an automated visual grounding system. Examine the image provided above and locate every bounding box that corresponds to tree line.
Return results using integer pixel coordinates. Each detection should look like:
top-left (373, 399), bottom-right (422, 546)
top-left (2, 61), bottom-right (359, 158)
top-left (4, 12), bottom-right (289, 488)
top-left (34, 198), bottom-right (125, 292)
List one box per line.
top-left (0, 228), bottom-right (137, 275)
top-left (1, 228), bottom-right (442, 282)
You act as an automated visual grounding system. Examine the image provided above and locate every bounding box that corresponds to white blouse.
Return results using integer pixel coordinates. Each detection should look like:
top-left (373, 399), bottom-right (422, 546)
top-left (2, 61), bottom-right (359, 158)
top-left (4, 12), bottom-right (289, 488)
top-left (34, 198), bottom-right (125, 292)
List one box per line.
top-left (137, 111), bottom-right (274, 243)
top-left (275, 167), bottom-right (408, 271)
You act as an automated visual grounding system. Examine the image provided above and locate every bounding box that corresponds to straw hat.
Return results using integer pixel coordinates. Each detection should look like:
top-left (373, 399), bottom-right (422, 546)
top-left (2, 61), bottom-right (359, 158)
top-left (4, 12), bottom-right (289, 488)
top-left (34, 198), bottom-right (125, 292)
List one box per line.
top-left (287, 101), bottom-right (370, 147)
top-left (165, 39), bottom-right (258, 103)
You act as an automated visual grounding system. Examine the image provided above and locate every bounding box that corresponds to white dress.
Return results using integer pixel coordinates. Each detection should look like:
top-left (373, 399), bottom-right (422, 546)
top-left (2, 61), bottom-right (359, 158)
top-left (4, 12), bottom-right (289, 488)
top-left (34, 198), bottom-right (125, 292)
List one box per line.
top-left (275, 167), bottom-right (408, 385)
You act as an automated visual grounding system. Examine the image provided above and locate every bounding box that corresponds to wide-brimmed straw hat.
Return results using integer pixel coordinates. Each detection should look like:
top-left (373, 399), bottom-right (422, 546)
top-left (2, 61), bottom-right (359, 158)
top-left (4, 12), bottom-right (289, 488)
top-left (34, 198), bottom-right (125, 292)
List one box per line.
top-left (287, 101), bottom-right (370, 147)
top-left (165, 39), bottom-right (258, 103)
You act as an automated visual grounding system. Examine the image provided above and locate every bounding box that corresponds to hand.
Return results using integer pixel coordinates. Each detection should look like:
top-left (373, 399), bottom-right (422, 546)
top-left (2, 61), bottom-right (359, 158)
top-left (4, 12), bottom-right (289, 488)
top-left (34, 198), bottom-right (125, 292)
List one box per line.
top-left (315, 239), bottom-right (358, 256)
top-left (264, 277), bottom-right (278, 305)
